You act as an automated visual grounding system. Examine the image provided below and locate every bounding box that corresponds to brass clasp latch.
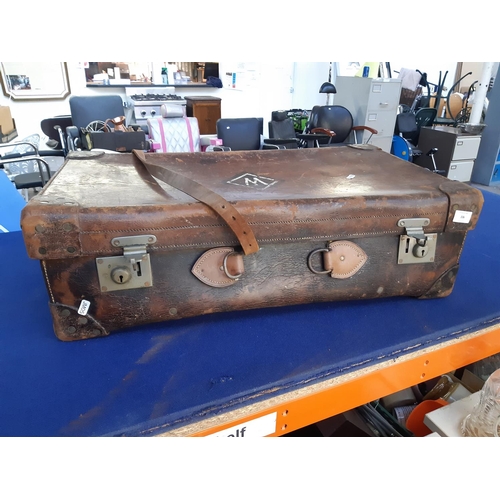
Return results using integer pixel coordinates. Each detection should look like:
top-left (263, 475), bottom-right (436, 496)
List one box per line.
top-left (96, 235), bottom-right (156, 292)
top-left (397, 218), bottom-right (437, 264)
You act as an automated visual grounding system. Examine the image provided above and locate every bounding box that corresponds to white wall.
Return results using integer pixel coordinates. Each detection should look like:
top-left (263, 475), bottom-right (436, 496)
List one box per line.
top-left (5, 61), bottom-right (482, 144)
top-left (1, 62), bottom-right (330, 142)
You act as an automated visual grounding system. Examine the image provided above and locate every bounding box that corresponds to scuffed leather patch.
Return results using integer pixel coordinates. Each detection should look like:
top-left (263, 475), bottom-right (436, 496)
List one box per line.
top-left (324, 241), bottom-right (368, 279)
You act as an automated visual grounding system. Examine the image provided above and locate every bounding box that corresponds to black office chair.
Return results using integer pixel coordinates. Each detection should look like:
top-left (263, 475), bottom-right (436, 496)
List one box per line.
top-left (395, 107), bottom-right (437, 146)
top-left (41, 115), bottom-right (73, 154)
top-left (392, 107), bottom-right (438, 162)
top-left (298, 105), bottom-right (378, 148)
top-left (212, 117), bottom-right (285, 151)
top-left (267, 110), bottom-right (300, 149)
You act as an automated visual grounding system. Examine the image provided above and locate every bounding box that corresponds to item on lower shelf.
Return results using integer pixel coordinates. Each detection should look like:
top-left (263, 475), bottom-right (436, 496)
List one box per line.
top-left (423, 373), bottom-right (472, 403)
top-left (381, 387), bottom-right (417, 411)
top-left (462, 368), bottom-right (500, 437)
top-left (393, 404), bottom-right (419, 426)
top-left (406, 399), bottom-right (448, 437)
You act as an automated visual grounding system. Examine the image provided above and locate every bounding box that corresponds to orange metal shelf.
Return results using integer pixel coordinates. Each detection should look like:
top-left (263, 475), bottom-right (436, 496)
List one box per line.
top-left (160, 322), bottom-right (500, 437)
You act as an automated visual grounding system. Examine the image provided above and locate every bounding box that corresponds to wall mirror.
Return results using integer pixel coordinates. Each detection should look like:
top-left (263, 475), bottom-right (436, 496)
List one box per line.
top-left (0, 62), bottom-right (70, 100)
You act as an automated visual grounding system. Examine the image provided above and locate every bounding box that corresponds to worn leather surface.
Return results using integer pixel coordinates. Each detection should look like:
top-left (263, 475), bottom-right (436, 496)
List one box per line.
top-left (133, 149), bottom-right (259, 255)
top-left (41, 230), bottom-right (468, 340)
top-left (19, 147), bottom-right (484, 340)
top-left (21, 148), bottom-right (483, 262)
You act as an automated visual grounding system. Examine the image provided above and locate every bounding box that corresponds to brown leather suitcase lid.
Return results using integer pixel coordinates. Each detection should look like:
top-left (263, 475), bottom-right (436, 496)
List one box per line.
top-left (21, 147), bottom-right (483, 260)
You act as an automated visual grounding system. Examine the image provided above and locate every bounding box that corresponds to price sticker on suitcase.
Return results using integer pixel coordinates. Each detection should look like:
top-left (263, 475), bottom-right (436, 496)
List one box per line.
top-left (453, 210), bottom-right (473, 224)
top-left (78, 300), bottom-right (91, 316)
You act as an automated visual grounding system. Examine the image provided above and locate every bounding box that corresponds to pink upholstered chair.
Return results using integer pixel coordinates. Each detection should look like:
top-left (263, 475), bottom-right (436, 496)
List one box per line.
top-left (147, 104), bottom-right (201, 153)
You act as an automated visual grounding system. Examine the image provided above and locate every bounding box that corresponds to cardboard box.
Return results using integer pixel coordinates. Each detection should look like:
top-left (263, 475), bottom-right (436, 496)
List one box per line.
top-left (0, 106), bottom-right (17, 143)
top-left (0, 106), bottom-right (15, 135)
top-left (315, 410), bottom-right (375, 437)
top-left (85, 131), bottom-right (147, 152)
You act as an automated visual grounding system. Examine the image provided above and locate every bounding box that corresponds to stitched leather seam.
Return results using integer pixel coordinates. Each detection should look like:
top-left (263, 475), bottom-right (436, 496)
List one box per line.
top-left (78, 212), bottom-right (442, 234)
top-left (41, 260), bottom-right (55, 303)
top-left (77, 231), bottom-right (402, 255)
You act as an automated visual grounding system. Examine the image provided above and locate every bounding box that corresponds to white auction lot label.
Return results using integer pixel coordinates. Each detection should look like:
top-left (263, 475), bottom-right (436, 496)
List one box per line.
top-left (453, 210), bottom-right (473, 224)
top-left (206, 412), bottom-right (277, 437)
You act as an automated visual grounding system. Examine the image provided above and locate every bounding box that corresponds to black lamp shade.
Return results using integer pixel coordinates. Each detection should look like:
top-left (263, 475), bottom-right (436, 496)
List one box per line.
top-left (319, 82), bottom-right (337, 94)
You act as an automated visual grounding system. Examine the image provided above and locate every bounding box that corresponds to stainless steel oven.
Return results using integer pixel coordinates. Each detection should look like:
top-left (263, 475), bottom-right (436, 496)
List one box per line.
top-left (125, 87), bottom-right (186, 126)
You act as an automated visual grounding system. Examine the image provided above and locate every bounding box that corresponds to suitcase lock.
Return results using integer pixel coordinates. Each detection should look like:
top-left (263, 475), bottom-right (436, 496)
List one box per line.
top-left (397, 218), bottom-right (437, 264)
top-left (96, 235), bottom-right (156, 292)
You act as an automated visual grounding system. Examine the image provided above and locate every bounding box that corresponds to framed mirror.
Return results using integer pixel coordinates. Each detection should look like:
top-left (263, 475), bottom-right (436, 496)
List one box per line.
top-left (0, 62), bottom-right (71, 100)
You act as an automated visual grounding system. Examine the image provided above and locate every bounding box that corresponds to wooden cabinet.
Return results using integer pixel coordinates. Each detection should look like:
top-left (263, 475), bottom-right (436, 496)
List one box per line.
top-left (333, 76), bottom-right (402, 153)
top-left (185, 96), bottom-right (221, 135)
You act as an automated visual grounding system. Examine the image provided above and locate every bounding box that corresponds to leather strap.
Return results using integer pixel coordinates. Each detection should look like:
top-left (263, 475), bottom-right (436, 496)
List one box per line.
top-left (132, 149), bottom-right (259, 255)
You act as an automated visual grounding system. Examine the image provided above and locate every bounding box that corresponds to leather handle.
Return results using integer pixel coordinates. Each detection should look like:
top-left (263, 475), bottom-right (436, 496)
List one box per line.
top-left (132, 150), bottom-right (259, 255)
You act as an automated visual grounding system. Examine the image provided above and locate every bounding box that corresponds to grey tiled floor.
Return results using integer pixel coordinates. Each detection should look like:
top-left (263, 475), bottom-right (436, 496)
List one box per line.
top-left (469, 182), bottom-right (500, 195)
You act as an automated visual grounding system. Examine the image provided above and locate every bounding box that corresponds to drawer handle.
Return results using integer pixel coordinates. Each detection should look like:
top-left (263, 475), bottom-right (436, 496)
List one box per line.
top-left (457, 141), bottom-right (463, 146)
top-left (379, 102), bottom-right (389, 107)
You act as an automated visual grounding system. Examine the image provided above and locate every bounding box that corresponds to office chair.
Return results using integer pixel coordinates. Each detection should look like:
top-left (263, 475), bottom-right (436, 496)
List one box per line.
top-left (392, 107), bottom-right (437, 162)
top-left (395, 107), bottom-right (437, 144)
top-left (298, 105), bottom-right (378, 148)
top-left (41, 115), bottom-right (73, 155)
top-left (267, 111), bottom-right (300, 149)
top-left (147, 104), bottom-right (201, 153)
top-left (66, 95), bottom-right (145, 151)
top-left (212, 117), bottom-right (286, 151)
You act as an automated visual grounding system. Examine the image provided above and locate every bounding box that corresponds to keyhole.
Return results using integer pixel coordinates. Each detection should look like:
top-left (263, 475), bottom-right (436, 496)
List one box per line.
top-left (111, 266), bottom-right (132, 284)
top-left (413, 244), bottom-right (429, 258)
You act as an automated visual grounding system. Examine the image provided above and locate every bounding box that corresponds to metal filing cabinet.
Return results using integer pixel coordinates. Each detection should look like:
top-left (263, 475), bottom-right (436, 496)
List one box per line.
top-left (333, 76), bottom-right (402, 153)
top-left (415, 126), bottom-right (481, 182)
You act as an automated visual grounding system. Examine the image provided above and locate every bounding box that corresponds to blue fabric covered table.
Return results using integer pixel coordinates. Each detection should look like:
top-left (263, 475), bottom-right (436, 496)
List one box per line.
top-left (0, 170), bottom-right (25, 232)
top-left (0, 190), bottom-right (499, 437)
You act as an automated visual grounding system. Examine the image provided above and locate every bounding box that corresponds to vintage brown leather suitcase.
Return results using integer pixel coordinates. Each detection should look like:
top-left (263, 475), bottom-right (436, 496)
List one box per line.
top-left (20, 146), bottom-right (484, 341)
